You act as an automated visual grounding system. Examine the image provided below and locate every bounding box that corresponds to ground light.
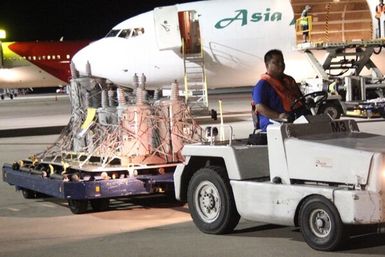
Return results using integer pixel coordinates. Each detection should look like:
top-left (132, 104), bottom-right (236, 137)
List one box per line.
top-left (0, 29), bottom-right (6, 39)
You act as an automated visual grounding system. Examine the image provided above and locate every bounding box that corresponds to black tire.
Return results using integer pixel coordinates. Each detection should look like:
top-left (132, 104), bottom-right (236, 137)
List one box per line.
top-left (90, 198), bottom-right (110, 212)
top-left (378, 108), bottom-right (385, 119)
top-left (318, 102), bottom-right (341, 119)
top-left (187, 166), bottom-right (240, 234)
top-left (21, 188), bottom-right (36, 199)
top-left (35, 192), bottom-right (48, 198)
top-left (68, 199), bottom-right (88, 214)
top-left (299, 196), bottom-right (345, 251)
top-left (164, 189), bottom-right (183, 204)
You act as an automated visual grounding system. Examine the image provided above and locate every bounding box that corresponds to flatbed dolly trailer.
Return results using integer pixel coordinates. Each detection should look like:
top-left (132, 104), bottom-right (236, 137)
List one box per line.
top-left (1, 78), bottom-right (203, 214)
top-left (344, 98), bottom-right (385, 118)
top-left (2, 159), bottom-right (176, 214)
top-left (174, 115), bottom-right (385, 251)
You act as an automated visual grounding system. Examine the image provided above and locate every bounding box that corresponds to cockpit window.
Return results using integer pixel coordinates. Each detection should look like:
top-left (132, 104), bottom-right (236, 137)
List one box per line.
top-left (132, 28), bottom-right (145, 37)
top-left (105, 27), bottom-right (145, 38)
top-left (106, 29), bottom-right (120, 37)
top-left (118, 29), bottom-right (131, 38)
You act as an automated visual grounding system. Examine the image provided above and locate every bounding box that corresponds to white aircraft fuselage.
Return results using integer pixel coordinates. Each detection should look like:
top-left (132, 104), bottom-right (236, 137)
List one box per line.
top-left (72, 0), bottom-right (385, 90)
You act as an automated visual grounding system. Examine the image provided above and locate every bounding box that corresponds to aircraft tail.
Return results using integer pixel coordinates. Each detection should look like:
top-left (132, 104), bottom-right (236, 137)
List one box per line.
top-left (0, 42), bottom-right (3, 68)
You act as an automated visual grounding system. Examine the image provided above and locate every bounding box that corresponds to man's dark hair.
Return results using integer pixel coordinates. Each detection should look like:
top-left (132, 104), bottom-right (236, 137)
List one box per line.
top-left (264, 49), bottom-right (283, 64)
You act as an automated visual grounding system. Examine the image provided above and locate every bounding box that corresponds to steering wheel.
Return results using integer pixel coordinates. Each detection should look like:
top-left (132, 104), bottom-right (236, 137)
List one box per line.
top-left (290, 91), bottom-right (328, 112)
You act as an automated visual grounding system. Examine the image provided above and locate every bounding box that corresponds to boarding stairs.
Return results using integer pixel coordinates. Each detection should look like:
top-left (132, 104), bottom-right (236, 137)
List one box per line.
top-left (183, 48), bottom-right (208, 112)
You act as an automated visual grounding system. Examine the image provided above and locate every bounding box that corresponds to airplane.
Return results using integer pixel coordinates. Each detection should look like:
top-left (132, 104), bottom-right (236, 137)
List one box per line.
top-left (71, 0), bottom-right (385, 92)
top-left (0, 40), bottom-right (90, 99)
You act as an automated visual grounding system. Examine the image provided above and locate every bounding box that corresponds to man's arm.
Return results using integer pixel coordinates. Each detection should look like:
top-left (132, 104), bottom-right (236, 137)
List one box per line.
top-left (255, 103), bottom-right (288, 120)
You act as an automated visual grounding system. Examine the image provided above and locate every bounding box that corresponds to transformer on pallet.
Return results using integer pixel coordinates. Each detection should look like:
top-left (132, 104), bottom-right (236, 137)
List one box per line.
top-left (2, 73), bottom-right (203, 214)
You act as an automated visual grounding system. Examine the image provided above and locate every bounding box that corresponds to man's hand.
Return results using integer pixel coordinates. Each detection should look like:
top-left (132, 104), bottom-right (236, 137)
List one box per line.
top-left (276, 113), bottom-right (288, 122)
top-left (278, 113), bottom-right (288, 120)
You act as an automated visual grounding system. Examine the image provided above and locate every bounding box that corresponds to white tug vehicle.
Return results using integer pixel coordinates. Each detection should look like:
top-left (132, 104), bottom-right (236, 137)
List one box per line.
top-left (174, 109), bottom-right (385, 251)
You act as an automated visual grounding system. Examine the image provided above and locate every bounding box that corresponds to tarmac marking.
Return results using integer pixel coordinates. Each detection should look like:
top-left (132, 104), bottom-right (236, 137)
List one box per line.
top-left (38, 203), bottom-right (56, 208)
top-left (6, 207), bottom-right (20, 212)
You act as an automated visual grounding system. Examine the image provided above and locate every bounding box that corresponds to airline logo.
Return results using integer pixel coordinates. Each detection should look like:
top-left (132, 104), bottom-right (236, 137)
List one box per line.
top-left (215, 8), bottom-right (283, 29)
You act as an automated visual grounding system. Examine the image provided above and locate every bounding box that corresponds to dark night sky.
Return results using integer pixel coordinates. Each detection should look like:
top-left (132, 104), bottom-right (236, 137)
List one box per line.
top-left (0, 0), bottom-right (199, 41)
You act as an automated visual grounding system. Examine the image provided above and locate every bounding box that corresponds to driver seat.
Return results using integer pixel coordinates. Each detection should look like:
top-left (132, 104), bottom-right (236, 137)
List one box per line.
top-left (248, 102), bottom-right (267, 145)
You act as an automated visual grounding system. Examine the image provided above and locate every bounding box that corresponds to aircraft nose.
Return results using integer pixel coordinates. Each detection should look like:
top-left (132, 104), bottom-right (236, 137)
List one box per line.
top-left (71, 37), bottom-right (137, 86)
top-left (72, 43), bottom-right (94, 76)
top-left (71, 38), bottom-right (131, 82)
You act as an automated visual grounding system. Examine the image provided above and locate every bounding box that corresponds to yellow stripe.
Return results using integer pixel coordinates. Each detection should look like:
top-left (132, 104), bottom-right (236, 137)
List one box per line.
top-left (81, 108), bottom-right (96, 129)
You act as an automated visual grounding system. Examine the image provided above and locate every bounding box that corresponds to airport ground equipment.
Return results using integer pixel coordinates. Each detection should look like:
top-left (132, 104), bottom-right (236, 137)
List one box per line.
top-left (300, 78), bottom-right (346, 119)
top-left (293, 89), bottom-right (345, 119)
top-left (0, 88), bottom-right (18, 100)
top-left (298, 39), bottom-right (385, 118)
top-left (174, 114), bottom-right (385, 251)
top-left (2, 75), bottom-right (203, 214)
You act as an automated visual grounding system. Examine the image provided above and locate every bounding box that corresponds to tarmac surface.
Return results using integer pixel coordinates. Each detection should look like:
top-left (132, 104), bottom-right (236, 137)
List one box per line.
top-left (0, 94), bottom-right (70, 137)
top-left (1, 94), bottom-right (385, 257)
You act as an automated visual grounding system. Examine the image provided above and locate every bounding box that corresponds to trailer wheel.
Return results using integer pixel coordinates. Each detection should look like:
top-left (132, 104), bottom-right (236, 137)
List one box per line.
top-left (90, 198), bottom-right (110, 212)
top-left (378, 108), bottom-right (385, 119)
top-left (187, 166), bottom-right (240, 234)
top-left (21, 188), bottom-right (36, 199)
top-left (299, 196), bottom-right (345, 251)
top-left (68, 199), bottom-right (88, 214)
top-left (318, 102), bottom-right (341, 119)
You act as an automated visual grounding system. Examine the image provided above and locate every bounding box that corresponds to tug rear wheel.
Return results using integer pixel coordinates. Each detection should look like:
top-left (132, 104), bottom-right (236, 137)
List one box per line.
top-left (68, 199), bottom-right (88, 214)
top-left (299, 196), bottom-right (345, 251)
top-left (187, 166), bottom-right (240, 234)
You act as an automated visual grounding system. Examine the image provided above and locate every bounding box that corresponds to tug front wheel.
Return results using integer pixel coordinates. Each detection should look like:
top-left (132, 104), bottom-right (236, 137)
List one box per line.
top-left (187, 166), bottom-right (240, 234)
top-left (299, 196), bottom-right (345, 251)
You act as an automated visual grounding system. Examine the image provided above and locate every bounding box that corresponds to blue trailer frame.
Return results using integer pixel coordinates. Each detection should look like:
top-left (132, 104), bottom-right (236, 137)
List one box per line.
top-left (2, 162), bottom-right (175, 213)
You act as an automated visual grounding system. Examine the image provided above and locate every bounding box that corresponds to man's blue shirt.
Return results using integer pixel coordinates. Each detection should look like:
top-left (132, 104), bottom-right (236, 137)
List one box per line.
top-left (252, 80), bottom-right (285, 132)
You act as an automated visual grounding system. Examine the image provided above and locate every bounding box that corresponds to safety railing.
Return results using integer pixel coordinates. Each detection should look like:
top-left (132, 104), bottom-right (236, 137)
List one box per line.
top-left (296, 15), bottom-right (313, 44)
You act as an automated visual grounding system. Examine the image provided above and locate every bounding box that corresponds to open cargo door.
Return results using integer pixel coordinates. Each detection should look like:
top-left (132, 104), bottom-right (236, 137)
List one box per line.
top-left (153, 6), bottom-right (182, 50)
top-left (291, 0), bottom-right (373, 43)
top-left (178, 10), bottom-right (201, 54)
